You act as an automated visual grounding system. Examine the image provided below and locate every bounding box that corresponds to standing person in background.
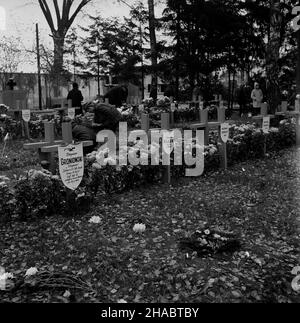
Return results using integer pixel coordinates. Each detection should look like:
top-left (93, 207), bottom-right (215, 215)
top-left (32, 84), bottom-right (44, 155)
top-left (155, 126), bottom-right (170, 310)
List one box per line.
top-left (149, 85), bottom-right (157, 100)
top-left (103, 85), bottom-right (128, 107)
top-left (164, 81), bottom-right (176, 98)
top-left (67, 82), bottom-right (84, 115)
top-left (7, 78), bottom-right (17, 90)
top-left (192, 83), bottom-right (201, 102)
top-left (251, 82), bottom-right (263, 116)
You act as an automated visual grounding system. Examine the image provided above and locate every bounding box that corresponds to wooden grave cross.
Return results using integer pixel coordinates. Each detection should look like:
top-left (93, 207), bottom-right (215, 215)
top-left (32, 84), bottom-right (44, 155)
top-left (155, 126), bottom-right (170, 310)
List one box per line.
top-left (252, 102), bottom-right (275, 155)
top-left (24, 121), bottom-right (63, 173)
top-left (275, 99), bottom-right (300, 146)
top-left (24, 122), bottom-right (93, 173)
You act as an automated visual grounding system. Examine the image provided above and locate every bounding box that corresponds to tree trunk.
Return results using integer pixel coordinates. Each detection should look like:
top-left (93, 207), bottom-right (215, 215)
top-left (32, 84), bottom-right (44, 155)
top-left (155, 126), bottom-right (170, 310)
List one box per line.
top-left (147, 0), bottom-right (158, 101)
top-left (231, 69), bottom-right (236, 110)
top-left (175, 9), bottom-right (180, 100)
top-left (266, 0), bottom-right (282, 113)
top-left (38, 0), bottom-right (92, 97)
top-left (297, 31), bottom-right (300, 94)
top-left (52, 33), bottom-right (65, 96)
top-left (228, 68), bottom-right (231, 109)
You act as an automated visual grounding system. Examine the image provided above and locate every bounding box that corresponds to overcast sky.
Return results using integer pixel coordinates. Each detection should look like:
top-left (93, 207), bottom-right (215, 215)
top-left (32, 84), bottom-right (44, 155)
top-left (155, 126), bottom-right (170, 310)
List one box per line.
top-left (0, 0), bottom-right (165, 72)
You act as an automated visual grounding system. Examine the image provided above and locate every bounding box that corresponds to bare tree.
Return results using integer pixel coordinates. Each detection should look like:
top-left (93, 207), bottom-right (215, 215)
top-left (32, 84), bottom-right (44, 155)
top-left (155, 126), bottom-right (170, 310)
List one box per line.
top-left (0, 36), bottom-right (22, 89)
top-left (38, 0), bottom-right (92, 94)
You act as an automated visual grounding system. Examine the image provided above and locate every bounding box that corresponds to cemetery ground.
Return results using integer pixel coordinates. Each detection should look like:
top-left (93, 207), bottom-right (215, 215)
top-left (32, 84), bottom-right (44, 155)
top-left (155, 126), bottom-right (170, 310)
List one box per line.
top-left (0, 140), bottom-right (300, 303)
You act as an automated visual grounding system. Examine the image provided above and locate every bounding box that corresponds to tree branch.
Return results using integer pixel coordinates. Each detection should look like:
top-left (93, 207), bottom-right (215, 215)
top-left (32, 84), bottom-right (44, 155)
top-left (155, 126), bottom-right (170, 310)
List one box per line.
top-left (67, 0), bottom-right (92, 30)
top-left (53, 0), bottom-right (61, 27)
top-left (61, 0), bottom-right (71, 28)
top-left (38, 0), bottom-right (56, 32)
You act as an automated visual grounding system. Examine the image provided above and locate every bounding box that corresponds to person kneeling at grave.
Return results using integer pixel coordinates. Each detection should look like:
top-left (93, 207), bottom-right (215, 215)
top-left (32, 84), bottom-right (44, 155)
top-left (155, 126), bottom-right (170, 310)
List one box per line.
top-left (70, 102), bottom-right (121, 154)
top-left (89, 102), bottom-right (122, 133)
top-left (69, 114), bottom-right (97, 155)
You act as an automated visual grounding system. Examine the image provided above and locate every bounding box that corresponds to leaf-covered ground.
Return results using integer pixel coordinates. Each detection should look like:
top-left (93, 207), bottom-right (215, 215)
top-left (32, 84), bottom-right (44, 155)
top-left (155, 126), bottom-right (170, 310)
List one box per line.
top-left (1, 147), bottom-right (300, 303)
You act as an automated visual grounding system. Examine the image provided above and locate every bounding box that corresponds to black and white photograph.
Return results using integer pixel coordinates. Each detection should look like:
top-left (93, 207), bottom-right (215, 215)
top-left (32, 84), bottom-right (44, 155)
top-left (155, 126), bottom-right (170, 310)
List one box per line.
top-left (0, 0), bottom-right (300, 311)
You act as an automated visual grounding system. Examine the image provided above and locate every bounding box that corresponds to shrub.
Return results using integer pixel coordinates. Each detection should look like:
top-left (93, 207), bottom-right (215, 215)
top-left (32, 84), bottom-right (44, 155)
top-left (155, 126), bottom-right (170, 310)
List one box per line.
top-left (14, 169), bottom-right (67, 220)
top-left (0, 142), bottom-right (39, 171)
top-left (0, 177), bottom-right (15, 220)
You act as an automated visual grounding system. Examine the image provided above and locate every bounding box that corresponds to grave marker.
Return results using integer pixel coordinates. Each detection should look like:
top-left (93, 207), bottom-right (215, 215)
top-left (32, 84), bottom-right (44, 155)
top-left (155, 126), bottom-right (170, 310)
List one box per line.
top-left (161, 113), bottom-right (171, 184)
top-left (218, 107), bottom-right (226, 123)
top-left (138, 104), bottom-right (144, 113)
top-left (21, 109), bottom-right (31, 139)
top-left (141, 113), bottom-right (150, 132)
top-left (261, 102), bottom-right (268, 116)
top-left (296, 98), bottom-right (300, 112)
top-left (162, 130), bottom-right (174, 155)
top-left (262, 116), bottom-right (270, 134)
top-left (219, 122), bottom-right (229, 170)
top-left (262, 116), bottom-right (270, 156)
top-left (220, 123), bottom-right (230, 143)
top-left (68, 108), bottom-right (76, 120)
top-left (58, 143), bottom-right (84, 191)
top-left (281, 101), bottom-right (288, 113)
top-left (22, 110), bottom-right (31, 122)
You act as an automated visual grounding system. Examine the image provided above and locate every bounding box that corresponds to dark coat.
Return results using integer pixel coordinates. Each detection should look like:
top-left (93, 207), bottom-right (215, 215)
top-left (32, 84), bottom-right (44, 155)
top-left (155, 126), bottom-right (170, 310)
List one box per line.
top-left (94, 103), bottom-right (122, 131)
top-left (67, 89), bottom-right (84, 115)
top-left (103, 86), bottom-right (128, 107)
top-left (72, 124), bottom-right (96, 155)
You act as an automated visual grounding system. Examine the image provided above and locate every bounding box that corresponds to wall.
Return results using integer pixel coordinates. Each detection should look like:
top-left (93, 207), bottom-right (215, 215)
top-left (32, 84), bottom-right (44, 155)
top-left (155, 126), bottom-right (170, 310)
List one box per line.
top-left (0, 72), bottom-right (142, 109)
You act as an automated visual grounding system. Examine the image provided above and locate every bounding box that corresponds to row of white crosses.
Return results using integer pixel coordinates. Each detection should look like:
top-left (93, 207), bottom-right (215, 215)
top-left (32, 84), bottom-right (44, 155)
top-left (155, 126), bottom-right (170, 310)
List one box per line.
top-left (135, 96), bottom-right (228, 180)
top-left (16, 99), bottom-right (81, 139)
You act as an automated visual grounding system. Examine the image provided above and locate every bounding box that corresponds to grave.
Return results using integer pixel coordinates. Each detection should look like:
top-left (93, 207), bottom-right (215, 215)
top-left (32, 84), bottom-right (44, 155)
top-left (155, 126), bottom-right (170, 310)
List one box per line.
top-left (188, 103), bottom-right (232, 169)
top-left (24, 122), bottom-right (93, 173)
top-left (275, 99), bottom-right (300, 146)
top-left (50, 97), bottom-right (82, 121)
top-left (252, 102), bottom-right (275, 126)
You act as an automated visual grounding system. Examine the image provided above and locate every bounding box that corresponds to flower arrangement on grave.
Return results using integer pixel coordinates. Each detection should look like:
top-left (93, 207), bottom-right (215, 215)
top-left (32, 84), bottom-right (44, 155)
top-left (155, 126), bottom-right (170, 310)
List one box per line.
top-left (0, 265), bottom-right (94, 295)
top-left (142, 97), bottom-right (155, 110)
top-left (117, 104), bottom-right (134, 116)
top-left (178, 227), bottom-right (241, 256)
top-left (0, 104), bottom-right (9, 117)
top-left (141, 97), bottom-right (171, 117)
top-left (118, 105), bottom-right (140, 129)
top-left (85, 138), bottom-right (220, 195)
